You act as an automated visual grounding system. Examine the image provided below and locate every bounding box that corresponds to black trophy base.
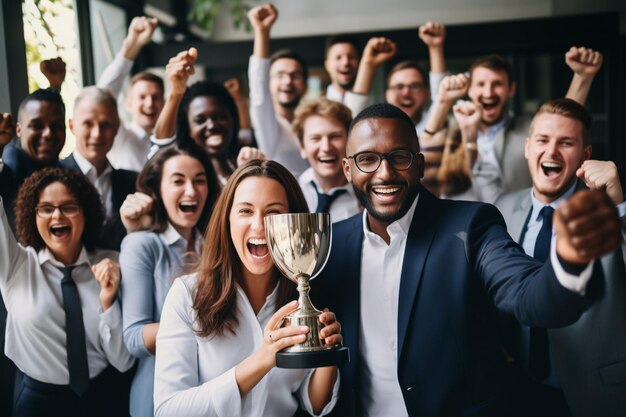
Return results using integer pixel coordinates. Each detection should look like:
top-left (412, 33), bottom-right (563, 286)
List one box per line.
top-left (276, 346), bottom-right (349, 369)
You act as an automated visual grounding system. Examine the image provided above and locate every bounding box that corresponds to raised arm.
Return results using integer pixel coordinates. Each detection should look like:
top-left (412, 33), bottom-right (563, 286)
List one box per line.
top-left (250, 4), bottom-right (277, 59)
top-left (423, 73), bottom-right (469, 137)
top-left (40, 58), bottom-right (66, 92)
top-left (419, 22), bottom-right (446, 75)
top-left (452, 100), bottom-right (482, 170)
top-left (153, 48), bottom-right (197, 140)
top-left (98, 16), bottom-right (158, 97)
top-left (0, 113), bottom-right (15, 157)
top-left (576, 160), bottom-right (624, 206)
top-left (351, 37), bottom-right (397, 97)
top-left (247, 4), bottom-right (283, 159)
top-left (564, 46), bottom-right (603, 105)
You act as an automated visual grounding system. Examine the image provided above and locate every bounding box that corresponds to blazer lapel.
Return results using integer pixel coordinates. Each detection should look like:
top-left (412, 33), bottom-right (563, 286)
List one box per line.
top-left (397, 191), bottom-right (438, 358)
top-left (341, 216), bottom-right (364, 365)
top-left (510, 191), bottom-right (532, 241)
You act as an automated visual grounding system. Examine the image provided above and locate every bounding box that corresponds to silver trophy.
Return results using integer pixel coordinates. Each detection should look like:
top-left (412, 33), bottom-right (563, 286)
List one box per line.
top-left (264, 213), bottom-right (349, 368)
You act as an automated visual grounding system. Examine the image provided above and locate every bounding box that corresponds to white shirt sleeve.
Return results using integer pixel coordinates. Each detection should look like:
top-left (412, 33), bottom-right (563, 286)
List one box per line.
top-left (296, 368), bottom-right (341, 417)
top-left (550, 236), bottom-right (594, 295)
top-left (248, 55), bottom-right (282, 159)
top-left (97, 53), bottom-right (134, 99)
top-left (98, 300), bottom-right (135, 372)
top-left (0, 197), bottom-right (28, 288)
top-left (343, 91), bottom-right (370, 117)
top-left (429, 72), bottom-right (446, 102)
top-left (154, 279), bottom-right (243, 417)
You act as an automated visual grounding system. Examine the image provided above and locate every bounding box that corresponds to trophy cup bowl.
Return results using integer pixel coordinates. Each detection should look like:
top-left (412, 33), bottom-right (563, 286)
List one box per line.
top-left (264, 213), bottom-right (349, 369)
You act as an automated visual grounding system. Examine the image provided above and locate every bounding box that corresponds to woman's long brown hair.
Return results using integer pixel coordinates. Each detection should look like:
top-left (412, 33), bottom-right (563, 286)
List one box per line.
top-left (192, 160), bottom-right (309, 337)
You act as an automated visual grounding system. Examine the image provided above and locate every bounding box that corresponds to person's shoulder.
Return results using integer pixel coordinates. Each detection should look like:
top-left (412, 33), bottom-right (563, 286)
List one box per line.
top-left (332, 212), bottom-right (362, 234)
top-left (495, 187), bottom-right (530, 209)
top-left (2, 140), bottom-right (28, 168)
top-left (172, 273), bottom-right (199, 299)
top-left (507, 115), bottom-right (533, 135)
top-left (113, 167), bottom-right (139, 182)
top-left (120, 230), bottom-right (161, 252)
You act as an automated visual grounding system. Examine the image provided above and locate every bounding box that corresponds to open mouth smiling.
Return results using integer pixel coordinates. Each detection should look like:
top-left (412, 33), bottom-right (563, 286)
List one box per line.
top-left (247, 238), bottom-right (269, 259)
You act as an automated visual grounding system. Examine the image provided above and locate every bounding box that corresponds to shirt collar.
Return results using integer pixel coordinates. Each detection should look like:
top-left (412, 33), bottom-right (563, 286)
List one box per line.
top-left (300, 167), bottom-right (352, 195)
top-left (161, 222), bottom-right (203, 253)
top-left (38, 245), bottom-right (90, 269)
top-left (530, 180), bottom-right (577, 220)
top-left (478, 118), bottom-right (507, 140)
top-left (72, 151), bottom-right (112, 178)
top-left (362, 193), bottom-right (419, 243)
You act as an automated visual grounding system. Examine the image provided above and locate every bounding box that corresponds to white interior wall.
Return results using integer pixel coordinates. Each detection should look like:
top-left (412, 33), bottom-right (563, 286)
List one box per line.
top-left (211, 0), bottom-right (626, 41)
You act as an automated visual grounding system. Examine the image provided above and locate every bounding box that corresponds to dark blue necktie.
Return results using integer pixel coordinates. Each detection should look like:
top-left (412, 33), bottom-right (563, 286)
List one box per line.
top-left (60, 266), bottom-right (90, 396)
top-left (311, 181), bottom-right (347, 213)
top-left (528, 206), bottom-right (554, 380)
top-left (533, 206), bottom-right (554, 262)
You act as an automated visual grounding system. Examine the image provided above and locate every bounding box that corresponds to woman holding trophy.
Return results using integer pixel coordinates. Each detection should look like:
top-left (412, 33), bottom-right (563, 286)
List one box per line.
top-left (154, 160), bottom-right (341, 417)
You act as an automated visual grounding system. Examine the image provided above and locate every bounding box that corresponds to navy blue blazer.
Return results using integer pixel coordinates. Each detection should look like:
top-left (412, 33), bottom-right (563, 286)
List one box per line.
top-left (61, 154), bottom-right (137, 251)
top-left (311, 189), bottom-right (594, 417)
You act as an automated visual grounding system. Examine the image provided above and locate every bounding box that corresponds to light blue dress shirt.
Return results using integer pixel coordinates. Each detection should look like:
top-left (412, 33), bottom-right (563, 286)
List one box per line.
top-left (120, 224), bottom-right (202, 417)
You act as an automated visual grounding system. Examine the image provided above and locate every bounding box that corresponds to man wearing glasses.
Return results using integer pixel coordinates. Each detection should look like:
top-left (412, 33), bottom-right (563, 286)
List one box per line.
top-left (247, 4), bottom-right (310, 176)
top-left (311, 103), bottom-right (622, 417)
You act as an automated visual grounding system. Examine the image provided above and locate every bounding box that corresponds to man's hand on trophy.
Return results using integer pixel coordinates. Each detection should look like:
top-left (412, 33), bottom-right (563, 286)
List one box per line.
top-left (319, 309), bottom-right (343, 347)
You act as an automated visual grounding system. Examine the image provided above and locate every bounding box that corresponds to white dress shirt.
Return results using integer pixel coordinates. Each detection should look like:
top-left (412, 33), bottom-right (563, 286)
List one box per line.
top-left (298, 167), bottom-right (361, 223)
top-left (325, 84), bottom-right (370, 117)
top-left (154, 274), bottom-right (339, 417)
top-left (0, 198), bottom-right (134, 385)
top-left (248, 55), bottom-right (310, 176)
top-left (357, 195), bottom-right (593, 416)
top-left (72, 151), bottom-right (114, 218)
top-left (98, 53), bottom-right (152, 172)
top-left (359, 197), bottom-right (418, 417)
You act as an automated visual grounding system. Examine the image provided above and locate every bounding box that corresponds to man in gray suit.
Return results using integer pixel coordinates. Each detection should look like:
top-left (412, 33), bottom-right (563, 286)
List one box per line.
top-left (422, 46), bottom-right (603, 202)
top-left (495, 98), bottom-right (626, 417)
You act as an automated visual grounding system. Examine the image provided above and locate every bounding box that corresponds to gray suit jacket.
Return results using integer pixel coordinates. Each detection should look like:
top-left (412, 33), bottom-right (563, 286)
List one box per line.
top-left (494, 116), bottom-right (533, 192)
top-left (495, 186), bottom-right (626, 417)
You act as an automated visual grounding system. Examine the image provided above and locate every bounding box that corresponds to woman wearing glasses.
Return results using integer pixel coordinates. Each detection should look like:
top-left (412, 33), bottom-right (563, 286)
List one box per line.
top-left (153, 160), bottom-right (341, 417)
top-left (0, 167), bottom-right (134, 417)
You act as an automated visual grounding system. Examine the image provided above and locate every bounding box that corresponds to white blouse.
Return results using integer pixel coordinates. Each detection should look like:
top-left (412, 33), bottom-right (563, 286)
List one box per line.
top-left (154, 273), bottom-right (339, 417)
top-left (0, 198), bottom-right (134, 384)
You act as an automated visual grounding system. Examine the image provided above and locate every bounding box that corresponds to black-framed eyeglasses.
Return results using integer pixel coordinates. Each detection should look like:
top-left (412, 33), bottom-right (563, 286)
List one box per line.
top-left (346, 150), bottom-right (419, 173)
top-left (35, 203), bottom-right (81, 218)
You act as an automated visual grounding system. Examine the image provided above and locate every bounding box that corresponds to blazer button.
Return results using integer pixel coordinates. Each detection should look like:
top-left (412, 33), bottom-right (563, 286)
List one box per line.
top-left (406, 385), bottom-right (416, 392)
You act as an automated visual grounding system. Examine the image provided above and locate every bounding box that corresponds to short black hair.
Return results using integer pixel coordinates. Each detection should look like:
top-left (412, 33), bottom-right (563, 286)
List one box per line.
top-left (270, 49), bottom-right (309, 81)
top-left (325, 34), bottom-right (361, 58)
top-left (18, 88), bottom-right (65, 121)
top-left (176, 80), bottom-right (240, 158)
top-left (348, 103), bottom-right (417, 140)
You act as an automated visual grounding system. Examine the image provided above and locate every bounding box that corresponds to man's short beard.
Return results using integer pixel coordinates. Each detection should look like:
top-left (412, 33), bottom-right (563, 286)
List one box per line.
top-left (337, 78), bottom-right (355, 91)
top-left (279, 98), bottom-right (301, 109)
top-left (351, 181), bottom-right (419, 224)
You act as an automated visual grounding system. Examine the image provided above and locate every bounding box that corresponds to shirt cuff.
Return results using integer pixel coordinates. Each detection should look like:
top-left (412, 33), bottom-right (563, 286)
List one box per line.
top-left (99, 301), bottom-right (123, 343)
top-left (616, 200), bottom-right (626, 218)
top-left (205, 366), bottom-right (242, 417)
top-left (0, 158), bottom-right (3, 173)
top-left (550, 236), bottom-right (594, 295)
top-left (299, 368), bottom-right (340, 416)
